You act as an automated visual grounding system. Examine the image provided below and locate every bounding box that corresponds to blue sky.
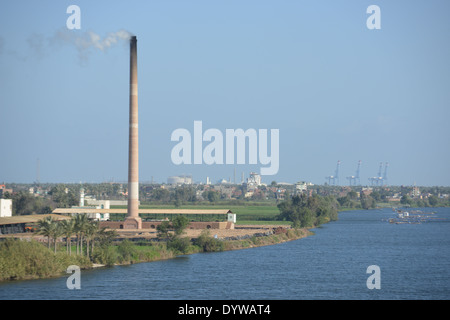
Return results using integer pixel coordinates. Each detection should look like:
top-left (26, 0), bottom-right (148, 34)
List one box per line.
top-left (1, 0), bottom-right (449, 186)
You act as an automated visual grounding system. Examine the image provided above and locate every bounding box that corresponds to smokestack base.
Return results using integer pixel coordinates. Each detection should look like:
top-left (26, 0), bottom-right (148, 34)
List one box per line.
top-left (123, 217), bottom-right (142, 229)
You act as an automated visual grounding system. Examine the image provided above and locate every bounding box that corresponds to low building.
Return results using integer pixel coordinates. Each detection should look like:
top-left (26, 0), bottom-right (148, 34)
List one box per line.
top-left (0, 185), bottom-right (13, 198)
top-left (411, 186), bottom-right (421, 198)
top-left (276, 189), bottom-right (285, 201)
top-left (53, 208), bottom-right (236, 230)
top-left (361, 187), bottom-right (373, 196)
top-left (213, 185), bottom-right (234, 199)
top-left (0, 214), bottom-right (70, 235)
top-left (67, 206), bottom-right (110, 221)
top-left (0, 199), bottom-right (12, 217)
top-left (85, 200), bottom-right (110, 209)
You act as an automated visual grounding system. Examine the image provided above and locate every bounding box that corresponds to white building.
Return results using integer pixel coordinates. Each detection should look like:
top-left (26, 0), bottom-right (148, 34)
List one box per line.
top-left (411, 186), bottom-right (421, 198)
top-left (247, 172), bottom-right (262, 186)
top-left (68, 206), bottom-right (110, 221)
top-left (168, 175), bottom-right (193, 185)
top-left (227, 213), bottom-right (236, 223)
top-left (79, 187), bottom-right (85, 207)
top-left (0, 199), bottom-right (12, 217)
top-left (295, 181), bottom-right (314, 194)
top-left (85, 199), bottom-right (110, 209)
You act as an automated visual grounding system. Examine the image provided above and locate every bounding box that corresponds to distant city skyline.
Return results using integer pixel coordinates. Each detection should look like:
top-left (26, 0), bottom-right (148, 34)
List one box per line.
top-left (1, 1), bottom-right (449, 186)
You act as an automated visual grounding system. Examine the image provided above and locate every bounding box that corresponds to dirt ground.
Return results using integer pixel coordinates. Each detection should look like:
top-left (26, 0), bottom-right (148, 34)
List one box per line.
top-left (114, 224), bottom-right (289, 240)
top-left (0, 224), bottom-right (290, 241)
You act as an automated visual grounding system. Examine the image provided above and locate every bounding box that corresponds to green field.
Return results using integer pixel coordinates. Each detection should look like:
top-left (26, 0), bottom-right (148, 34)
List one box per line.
top-left (109, 204), bottom-right (285, 225)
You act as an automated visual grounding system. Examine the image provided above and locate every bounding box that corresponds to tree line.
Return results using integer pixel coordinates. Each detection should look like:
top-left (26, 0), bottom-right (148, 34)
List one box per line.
top-left (277, 194), bottom-right (339, 228)
top-left (37, 214), bottom-right (116, 258)
top-left (34, 214), bottom-right (224, 266)
top-left (155, 215), bottom-right (224, 254)
top-left (336, 191), bottom-right (449, 210)
top-left (4, 186), bottom-right (79, 215)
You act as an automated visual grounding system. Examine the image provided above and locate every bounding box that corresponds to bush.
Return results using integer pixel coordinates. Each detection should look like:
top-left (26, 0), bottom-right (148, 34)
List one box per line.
top-left (167, 237), bottom-right (191, 254)
top-left (117, 239), bottom-right (138, 263)
top-left (0, 239), bottom-right (91, 281)
top-left (157, 221), bottom-right (171, 239)
top-left (92, 245), bottom-right (118, 266)
top-left (277, 194), bottom-right (339, 228)
top-left (194, 230), bottom-right (224, 252)
top-left (172, 216), bottom-right (189, 236)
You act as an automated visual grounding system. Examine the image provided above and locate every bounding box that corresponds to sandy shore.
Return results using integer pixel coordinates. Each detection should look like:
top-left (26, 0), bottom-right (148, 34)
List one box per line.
top-left (112, 224), bottom-right (290, 240)
top-left (0, 224), bottom-right (291, 241)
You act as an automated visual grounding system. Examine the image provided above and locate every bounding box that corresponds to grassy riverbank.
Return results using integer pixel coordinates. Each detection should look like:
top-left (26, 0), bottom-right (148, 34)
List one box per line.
top-left (0, 227), bottom-right (311, 282)
top-left (222, 227), bottom-right (312, 251)
top-left (0, 239), bottom-right (91, 281)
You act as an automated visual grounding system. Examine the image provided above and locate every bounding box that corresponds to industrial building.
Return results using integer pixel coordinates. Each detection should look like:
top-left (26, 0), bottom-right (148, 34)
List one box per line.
top-left (247, 172), bottom-right (262, 186)
top-left (0, 214), bottom-right (71, 235)
top-left (167, 175), bottom-right (193, 185)
top-left (65, 206), bottom-right (110, 221)
top-left (52, 208), bottom-right (236, 230)
top-left (67, 188), bottom-right (110, 221)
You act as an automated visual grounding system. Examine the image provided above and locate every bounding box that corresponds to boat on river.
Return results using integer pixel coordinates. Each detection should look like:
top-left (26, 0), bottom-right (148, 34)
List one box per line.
top-left (385, 209), bottom-right (442, 224)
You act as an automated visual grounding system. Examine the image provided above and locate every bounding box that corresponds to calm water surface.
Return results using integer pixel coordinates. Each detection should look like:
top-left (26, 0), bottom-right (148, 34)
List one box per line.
top-left (1, 208), bottom-right (449, 300)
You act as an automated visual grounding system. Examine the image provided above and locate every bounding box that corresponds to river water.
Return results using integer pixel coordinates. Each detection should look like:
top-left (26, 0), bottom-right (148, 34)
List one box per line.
top-left (1, 208), bottom-right (449, 300)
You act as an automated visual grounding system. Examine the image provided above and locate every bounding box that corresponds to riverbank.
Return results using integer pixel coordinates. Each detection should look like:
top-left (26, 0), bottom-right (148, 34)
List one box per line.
top-left (0, 225), bottom-right (312, 282)
top-left (222, 227), bottom-right (312, 251)
top-left (0, 239), bottom-right (92, 281)
top-left (78, 226), bottom-right (313, 266)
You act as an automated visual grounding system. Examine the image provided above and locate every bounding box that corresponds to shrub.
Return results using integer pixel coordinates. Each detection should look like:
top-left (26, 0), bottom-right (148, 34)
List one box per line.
top-left (194, 230), bottom-right (224, 252)
top-left (167, 237), bottom-right (191, 254)
top-left (92, 245), bottom-right (118, 266)
top-left (117, 239), bottom-right (138, 263)
top-left (0, 239), bottom-right (90, 281)
top-left (157, 221), bottom-right (171, 239)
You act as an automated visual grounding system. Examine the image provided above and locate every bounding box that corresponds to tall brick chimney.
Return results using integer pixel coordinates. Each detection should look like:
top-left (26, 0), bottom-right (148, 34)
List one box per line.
top-left (124, 35), bottom-right (142, 229)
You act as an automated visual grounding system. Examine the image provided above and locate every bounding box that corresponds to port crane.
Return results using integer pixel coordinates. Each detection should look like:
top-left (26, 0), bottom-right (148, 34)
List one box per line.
top-left (325, 160), bottom-right (340, 185)
top-left (382, 162), bottom-right (389, 185)
top-left (346, 160), bottom-right (361, 186)
top-left (369, 162), bottom-right (388, 186)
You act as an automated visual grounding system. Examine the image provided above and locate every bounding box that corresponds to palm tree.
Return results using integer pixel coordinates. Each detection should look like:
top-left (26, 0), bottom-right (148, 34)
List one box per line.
top-left (37, 216), bottom-right (63, 253)
top-left (52, 221), bottom-right (64, 253)
top-left (73, 214), bottom-right (81, 255)
top-left (84, 221), bottom-right (99, 260)
top-left (96, 227), bottom-right (118, 247)
top-left (60, 218), bottom-right (76, 255)
top-left (74, 214), bottom-right (89, 255)
top-left (37, 216), bottom-right (54, 249)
